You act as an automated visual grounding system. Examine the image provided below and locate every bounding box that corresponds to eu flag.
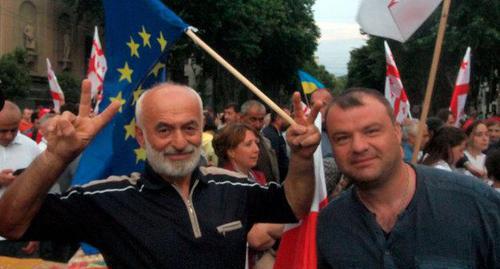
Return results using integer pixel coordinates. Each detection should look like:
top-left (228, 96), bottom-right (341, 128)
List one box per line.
top-left (73, 0), bottom-right (189, 184)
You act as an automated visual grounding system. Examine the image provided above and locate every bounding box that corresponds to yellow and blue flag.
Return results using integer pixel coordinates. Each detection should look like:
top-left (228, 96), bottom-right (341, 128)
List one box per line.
top-left (298, 70), bottom-right (325, 95)
top-left (73, 0), bottom-right (189, 185)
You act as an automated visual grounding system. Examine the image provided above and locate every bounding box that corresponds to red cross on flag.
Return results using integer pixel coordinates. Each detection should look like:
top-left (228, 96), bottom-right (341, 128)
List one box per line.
top-left (46, 58), bottom-right (65, 113)
top-left (357, 0), bottom-right (442, 42)
top-left (384, 41), bottom-right (410, 124)
top-left (274, 114), bottom-right (328, 269)
top-left (450, 47), bottom-right (471, 127)
top-left (87, 26), bottom-right (107, 113)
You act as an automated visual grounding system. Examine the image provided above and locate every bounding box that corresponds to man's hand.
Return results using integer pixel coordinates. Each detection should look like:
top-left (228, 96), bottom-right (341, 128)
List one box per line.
top-left (0, 169), bottom-right (15, 187)
top-left (42, 79), bottom-right (120, 162)
top-left (286, 92), bottom-right (321, 159)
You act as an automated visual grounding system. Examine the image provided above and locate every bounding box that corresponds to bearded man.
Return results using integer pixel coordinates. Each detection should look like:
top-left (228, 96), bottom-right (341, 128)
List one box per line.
top-left (0, 80), bottom-right (320, 269)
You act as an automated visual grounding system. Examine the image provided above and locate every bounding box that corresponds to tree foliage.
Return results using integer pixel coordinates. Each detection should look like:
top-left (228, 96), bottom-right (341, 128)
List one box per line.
top-left (57, 72), bottom-right (80, 104)
top-left (346, 0), bottom-right (499, 112)
top-left (62, 0), bottom-right (323, 109)
top-left (0, 48), bottom-right (32, 100)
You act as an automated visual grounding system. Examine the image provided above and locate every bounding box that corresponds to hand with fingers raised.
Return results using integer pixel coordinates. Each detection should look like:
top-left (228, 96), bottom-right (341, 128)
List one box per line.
top-left (286, 92), bottom-right (322, 160)
top-left (43, 79), bottom-right (121, 162)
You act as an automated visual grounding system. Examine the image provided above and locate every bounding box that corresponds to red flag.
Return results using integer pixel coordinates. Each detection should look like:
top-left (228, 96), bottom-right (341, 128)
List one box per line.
top-left (46, 58), bottom-right (65, 113)
top-left (357, 0), bottom-right (443, 42)
top-left (274, 115), bottom-right (328, 269)
top-left (450, 47), bottom-right (471, 127)
top-left (384, 41), bottom-right (410, 124)
top-left (87, 26), bottom-right (107, 113)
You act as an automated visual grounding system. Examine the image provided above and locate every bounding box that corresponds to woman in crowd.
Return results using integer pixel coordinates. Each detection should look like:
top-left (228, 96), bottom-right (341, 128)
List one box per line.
top-left (213, 123), bottom-right (283, 269)
top-left (463, 120), bottom-right (490, 178)
top-left (420, 126), bottom-right (467, 171)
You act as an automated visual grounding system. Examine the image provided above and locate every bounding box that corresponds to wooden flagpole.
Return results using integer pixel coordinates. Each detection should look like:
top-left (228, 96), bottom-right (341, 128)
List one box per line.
top-left (411, 0), bottom-right (452, 163)
top-left (185, 29), bottom-right (296, 125)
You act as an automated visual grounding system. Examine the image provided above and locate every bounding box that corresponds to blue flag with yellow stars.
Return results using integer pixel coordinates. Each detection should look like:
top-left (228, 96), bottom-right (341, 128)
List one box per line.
top-left (72, 0), bottom-right (189, 185)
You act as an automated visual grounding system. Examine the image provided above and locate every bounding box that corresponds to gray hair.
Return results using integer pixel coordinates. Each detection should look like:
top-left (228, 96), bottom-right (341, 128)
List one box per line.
top-left (135, 82), bottom-right (203, 128)
top-left (240, 100), bottom-right (265, 116)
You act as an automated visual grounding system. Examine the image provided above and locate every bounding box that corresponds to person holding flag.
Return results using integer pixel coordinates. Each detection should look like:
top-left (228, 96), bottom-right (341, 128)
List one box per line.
top-left (317, 87), bottom-right (500, 268)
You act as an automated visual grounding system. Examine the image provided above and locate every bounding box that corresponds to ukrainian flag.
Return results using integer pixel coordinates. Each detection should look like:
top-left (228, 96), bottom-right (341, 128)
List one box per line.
top-left (298, 70), bottom-right (325, 95)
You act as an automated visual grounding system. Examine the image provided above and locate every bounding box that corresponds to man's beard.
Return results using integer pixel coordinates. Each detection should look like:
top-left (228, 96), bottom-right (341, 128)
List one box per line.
top-left (144, 139), bottom-right (201, 180)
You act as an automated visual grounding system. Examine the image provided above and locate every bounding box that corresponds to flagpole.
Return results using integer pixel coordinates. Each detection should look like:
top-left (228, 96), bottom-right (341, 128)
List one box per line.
top-left (185, 28), bottom-right (296, 125)
top-left (411, 0), bottom-right (452, 164)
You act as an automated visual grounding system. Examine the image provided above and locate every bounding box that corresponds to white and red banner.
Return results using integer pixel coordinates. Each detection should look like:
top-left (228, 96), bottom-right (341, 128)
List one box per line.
top-left (274, 114), bottom-right (328, 269)
top-left (87, 26), bottom-right (107, 113)
top-left (46, 58), bottom-right (65, 113)
top-left (384, 41), bottom-right (410, 124)
top-left (357, 0), bottom-right (442, 42)
top-left (450, 47), bottom-right (471, 127)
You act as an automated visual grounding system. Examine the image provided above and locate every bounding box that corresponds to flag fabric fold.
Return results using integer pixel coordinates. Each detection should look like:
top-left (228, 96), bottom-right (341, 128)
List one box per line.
top-left (298, 70), bottom-right (326, 95)
top-left (46, 58), bottom-right (65, 113)
top-left (274, 115), bottom-right (328, 269)
top-left (87, 26), bottom-right (108, 114)
top-left (384, 41), bottom-right (410, 124)
top-left (73, 0), bottom-right (189, 185)
top-left (357, 0), bottom-right (442, 42)
top-left (450, 47), bottom-right (471, 127)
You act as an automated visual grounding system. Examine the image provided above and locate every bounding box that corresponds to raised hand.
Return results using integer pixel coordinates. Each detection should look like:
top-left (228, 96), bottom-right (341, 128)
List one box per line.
top-left (286, 92), bottom-right (321, 159)
top-left (43, 79), bottom-right (120, 162)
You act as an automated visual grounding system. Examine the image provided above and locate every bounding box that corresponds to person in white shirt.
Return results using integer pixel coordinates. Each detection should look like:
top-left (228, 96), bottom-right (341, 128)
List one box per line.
top-left (463, 120), bottom-right (490, 179)
top-left (421, 126), bottom-right (467, 172)
top-left (0, 101), bottom-right (42, 197)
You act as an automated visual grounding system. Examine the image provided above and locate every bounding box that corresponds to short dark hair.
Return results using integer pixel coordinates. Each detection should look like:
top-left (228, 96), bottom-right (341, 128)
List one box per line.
top-left (212, 123), bottom-right (258, 166)
top-left (485, 149), bottom-right (500, 181)
top-left (224, 102), bottom-right (239, 113)
top-left (436, 108), bottom-right (452, 123)
top-left (325, 87), bottom-right (395, 130)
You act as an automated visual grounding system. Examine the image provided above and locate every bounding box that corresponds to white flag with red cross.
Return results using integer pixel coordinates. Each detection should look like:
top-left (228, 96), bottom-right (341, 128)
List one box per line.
top-left (46, 58), bottom-right (65, 113)
top-left (384, 41), bottom-right (410, 124)
top-left (274, 114), bottom-right (328, 269)
top-left (357, 0), bottom-right (442, 42)
top-left (87, 26), bottom-right (107, 113)
top-left (450, 47), bottom-right (471, 127)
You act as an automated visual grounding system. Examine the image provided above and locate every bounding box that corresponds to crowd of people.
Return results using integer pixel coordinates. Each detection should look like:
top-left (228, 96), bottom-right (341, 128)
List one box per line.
top-left (0, 81), bottom-right (499, 268)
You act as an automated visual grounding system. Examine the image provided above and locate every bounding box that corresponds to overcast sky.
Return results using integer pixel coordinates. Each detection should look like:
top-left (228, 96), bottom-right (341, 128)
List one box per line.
top-left (313, 0), bottom-right (367, 76)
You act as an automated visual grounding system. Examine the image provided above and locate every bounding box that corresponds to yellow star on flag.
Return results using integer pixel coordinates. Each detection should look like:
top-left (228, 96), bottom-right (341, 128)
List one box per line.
top-left (110, 91), bottom-right (127, 113)
top-left (135, 147), bottom-right (147, 163)
top-left (138, 26), bottom-right (151, 48)
top-left (117, 62), bottom-right (133, 83)
top-left (127, 36), bottom-right (140, 58)
top-left (150, 62), bottom-right (166, 77)
top-left (157, 31), bottom-right (168, 52)
top-left (132, 85), bottom-right (145, 106)
top-left (124, 118), bottom-right (136, 140)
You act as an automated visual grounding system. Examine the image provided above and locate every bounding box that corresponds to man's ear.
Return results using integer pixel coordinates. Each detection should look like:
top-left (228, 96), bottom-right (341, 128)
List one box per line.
top-left (136, 126), bottom-right (145, 147)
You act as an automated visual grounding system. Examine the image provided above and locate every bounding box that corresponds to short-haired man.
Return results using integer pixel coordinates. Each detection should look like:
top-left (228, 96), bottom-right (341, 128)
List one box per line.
top-left (240, 99), bottom-right (280, 182)
top-left (0, 101), bottom-right (41, 197)
top-left (401, 119), bottom-right (429, 162)
top-left (317, 88), bottom-right (500, 268)
top-left (0, 80), bottom-right (321, 268)
top-left (223, 102), bottom-right (240, 125)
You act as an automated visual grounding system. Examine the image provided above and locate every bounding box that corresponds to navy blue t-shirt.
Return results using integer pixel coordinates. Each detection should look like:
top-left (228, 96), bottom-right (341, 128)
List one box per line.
top-left (317, 165), bottom-right (500, 268)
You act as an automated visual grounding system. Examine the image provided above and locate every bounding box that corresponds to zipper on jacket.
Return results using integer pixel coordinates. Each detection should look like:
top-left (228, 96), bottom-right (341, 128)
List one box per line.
top-left (172, 179), bottom-right (202, 238)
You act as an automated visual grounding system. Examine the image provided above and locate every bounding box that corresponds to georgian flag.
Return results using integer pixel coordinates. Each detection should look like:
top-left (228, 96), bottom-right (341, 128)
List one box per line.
top-left (357, 0), bottom-right (442, 42)
top-left (274, 114), bottom-right (328, 269)
top-left (87, 26), bottom-right (107, 113)
top-left (384, 41), bottom-right (410, 124)
top-left (46, 58), bottom-right (65, 113)
top-left (450, 47), bottom-right (471, 127)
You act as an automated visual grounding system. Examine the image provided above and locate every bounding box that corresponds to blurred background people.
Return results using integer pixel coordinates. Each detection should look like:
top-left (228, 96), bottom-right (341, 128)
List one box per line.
top-left (421, 126), bottom-right (467, 171)
top-left (463, 120), bottom-right (489, 179)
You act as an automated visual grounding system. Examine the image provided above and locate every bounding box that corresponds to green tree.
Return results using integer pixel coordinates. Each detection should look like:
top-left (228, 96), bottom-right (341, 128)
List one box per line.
top-left (57, 72), bottom-right (80, 104)
top-left (302, 60), bottom-right (336, 90)
top-left (0, 48), bottom-right (32, 100)
top-left (347, 0), bottom-right (499, 112)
